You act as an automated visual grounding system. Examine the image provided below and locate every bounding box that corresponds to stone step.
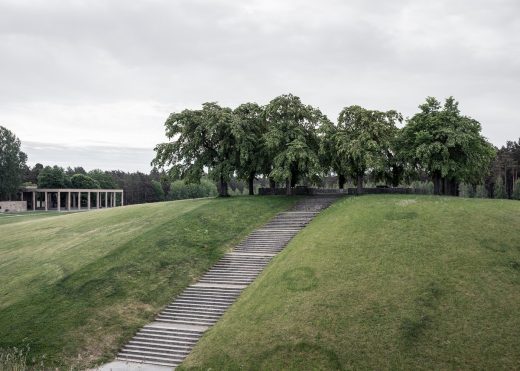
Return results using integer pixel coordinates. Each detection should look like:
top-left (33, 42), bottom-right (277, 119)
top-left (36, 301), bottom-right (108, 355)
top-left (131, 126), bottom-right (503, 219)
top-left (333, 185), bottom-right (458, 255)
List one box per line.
top-left (141, 326), bottom-right (203, 336)
top-left (166, 302), bottom-right (231, 310)
top-left (113, 196), bottom-right (342, 369)
top-left (158, 313), bottom-right (221, 322)
top-left (156, 317), bottom-right (216, 326)
top-left (137, 329), bottom-right (200, 339)
top-left (117, 356), bottom-right (178, 367)
top-left (132, 335), bottom-right (198, 345)
top-left (118, 350), bottom-right (185, 362)
top-left (124, 344), bottom-right (192, 354)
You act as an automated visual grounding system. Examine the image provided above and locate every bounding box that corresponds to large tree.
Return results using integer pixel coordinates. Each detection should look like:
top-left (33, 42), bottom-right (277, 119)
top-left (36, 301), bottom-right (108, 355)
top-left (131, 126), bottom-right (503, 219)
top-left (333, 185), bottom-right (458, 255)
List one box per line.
top-left (335, 105), bottom-right (402, 193)
top-left (264, 94), bottom-right (325, 195)
top-left (319, 118), bottom-right (348, 189)
top-left (70, 174), bottom-right (100, 189)
top-left (37, 166), bottom-right (70, 188)
top-left (0, 126), bottom-right (27, 200)
top-left (398, 97), bottom-right (495, 195)
top-left (153, 102), bottom-right (236, 197)
top-left (232, 102), bottom-right (269, 195)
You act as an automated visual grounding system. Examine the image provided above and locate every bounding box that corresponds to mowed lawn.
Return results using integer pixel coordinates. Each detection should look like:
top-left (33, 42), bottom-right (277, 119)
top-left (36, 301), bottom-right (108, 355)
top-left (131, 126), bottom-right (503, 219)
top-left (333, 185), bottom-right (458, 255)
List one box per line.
top-left (181, 195), bottom-right (520, 370)
top-left (0, 196), bottom-right (296, 369)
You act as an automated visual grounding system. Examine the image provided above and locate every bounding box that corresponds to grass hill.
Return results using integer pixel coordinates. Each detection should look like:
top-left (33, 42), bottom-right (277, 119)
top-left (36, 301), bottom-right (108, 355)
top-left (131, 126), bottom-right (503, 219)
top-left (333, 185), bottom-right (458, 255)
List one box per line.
top-left (0, 196), bottom-right (296, 369)
top-left (180, 195), bottom-right (520, 370)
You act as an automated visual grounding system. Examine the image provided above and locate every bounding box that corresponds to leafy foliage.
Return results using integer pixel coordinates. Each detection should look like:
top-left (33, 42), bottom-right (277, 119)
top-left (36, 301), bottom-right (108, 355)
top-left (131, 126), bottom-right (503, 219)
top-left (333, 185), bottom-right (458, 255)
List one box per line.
top-left (169, 179), bottom-right (217, 200)
top-left (70, 174), bottom-right (100, 189)
top-left (0, 126), bottom-right (27, 200)
top-left (232, 103), bottom-right (269, 195)
top-left (37, 166), bottom-right (70, 188)
top-left (334, 106), bottom-right (402, 190)
top-left (153, 103), bottom-right (236, 196)
top-left (264, 94), bottom-right (325, 193)
top-left (397, 97), bottom-right (495, 195)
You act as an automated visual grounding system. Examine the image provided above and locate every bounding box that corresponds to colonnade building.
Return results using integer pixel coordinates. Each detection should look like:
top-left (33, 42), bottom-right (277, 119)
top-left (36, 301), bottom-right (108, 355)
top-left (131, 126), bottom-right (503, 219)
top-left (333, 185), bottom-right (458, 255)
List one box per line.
top-left (19, 187), bottom-right (124, 211)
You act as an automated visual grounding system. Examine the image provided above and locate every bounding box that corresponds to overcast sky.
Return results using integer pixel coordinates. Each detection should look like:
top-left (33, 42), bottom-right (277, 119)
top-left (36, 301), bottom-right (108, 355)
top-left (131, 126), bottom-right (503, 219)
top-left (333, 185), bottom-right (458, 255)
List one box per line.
top-left (1, 0), bottom-right (519, 172)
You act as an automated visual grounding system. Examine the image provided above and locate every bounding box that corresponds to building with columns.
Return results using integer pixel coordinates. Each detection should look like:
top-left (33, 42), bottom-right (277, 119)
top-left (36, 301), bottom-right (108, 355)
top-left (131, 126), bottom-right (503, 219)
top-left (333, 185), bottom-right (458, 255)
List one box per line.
top-left (19, 187), bottom-right (124, 211)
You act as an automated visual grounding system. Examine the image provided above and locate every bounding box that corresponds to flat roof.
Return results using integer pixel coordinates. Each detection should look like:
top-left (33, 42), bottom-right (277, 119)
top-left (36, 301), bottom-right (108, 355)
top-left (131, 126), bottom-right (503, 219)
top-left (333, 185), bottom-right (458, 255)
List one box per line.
top-left (21, 188), bottom-right (123, 192)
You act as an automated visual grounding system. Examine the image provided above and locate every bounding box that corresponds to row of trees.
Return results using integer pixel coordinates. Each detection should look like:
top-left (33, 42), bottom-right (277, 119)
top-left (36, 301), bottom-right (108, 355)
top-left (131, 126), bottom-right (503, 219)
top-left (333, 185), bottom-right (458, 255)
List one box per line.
top-left (153, 94), bottom-right (497, 196)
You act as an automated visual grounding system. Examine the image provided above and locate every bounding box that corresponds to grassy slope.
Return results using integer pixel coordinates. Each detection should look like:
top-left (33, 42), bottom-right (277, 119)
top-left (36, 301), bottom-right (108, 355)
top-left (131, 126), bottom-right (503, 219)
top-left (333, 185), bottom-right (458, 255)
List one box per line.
top-left (182, 195), bottom-right (520, 370)
top-left (0, 196), bottom-right (296, 369)
top-left (0, 211), bottom-right (70, 226)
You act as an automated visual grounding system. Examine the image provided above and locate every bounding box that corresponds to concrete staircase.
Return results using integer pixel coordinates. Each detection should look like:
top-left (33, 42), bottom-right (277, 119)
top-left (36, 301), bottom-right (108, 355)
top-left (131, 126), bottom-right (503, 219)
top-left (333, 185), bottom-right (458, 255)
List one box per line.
top-left (112, 195), bottom-right (341, 369)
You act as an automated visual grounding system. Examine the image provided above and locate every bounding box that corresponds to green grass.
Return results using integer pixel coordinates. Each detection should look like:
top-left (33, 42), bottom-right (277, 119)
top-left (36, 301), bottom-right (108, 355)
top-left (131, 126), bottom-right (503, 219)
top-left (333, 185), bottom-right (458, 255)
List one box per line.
top-left (181, 195), bottom-right (520, 370)
top-left (0, 196), bottom-right (297, 369)
top-left (0, 211), bottom-right (72, 226)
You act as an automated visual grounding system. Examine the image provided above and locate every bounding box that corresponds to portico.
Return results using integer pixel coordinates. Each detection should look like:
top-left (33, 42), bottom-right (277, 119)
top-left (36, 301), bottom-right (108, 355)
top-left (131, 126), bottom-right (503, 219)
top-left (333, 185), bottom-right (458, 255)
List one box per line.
top-left (20, 188), bottom-right (124, 211)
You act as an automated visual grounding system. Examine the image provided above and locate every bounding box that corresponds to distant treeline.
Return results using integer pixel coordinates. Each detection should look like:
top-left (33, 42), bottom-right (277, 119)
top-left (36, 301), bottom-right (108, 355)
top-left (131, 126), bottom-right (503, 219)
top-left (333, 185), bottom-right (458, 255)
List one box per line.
top-left (20, 164), bottom-right (255, 205)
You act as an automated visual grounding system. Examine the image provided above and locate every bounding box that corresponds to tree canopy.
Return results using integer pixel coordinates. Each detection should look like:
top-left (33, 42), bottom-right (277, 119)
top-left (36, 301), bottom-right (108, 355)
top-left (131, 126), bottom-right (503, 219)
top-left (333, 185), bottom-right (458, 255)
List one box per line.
top-left (232, 102), bottom-right (269, 195)
top-left (264, 94), bottom-right (326, 194)
top-left (153, 102), bottom-right (236, 197)
top-left (334, 106), bottom-right (402, 192)
top-left (398, 97), bottom-right (495, 195)
top-left (0, 126), bottom-right (27, 200)
top-left (37, 166), bottom-right (70, 188)
top-left (70, 174), bottom-right (100, 189)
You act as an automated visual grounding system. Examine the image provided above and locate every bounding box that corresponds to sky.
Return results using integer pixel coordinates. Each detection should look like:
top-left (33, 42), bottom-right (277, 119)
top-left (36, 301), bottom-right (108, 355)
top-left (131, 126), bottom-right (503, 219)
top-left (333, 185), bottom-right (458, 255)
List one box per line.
top-left (1, 0), bottom-right (519, 172)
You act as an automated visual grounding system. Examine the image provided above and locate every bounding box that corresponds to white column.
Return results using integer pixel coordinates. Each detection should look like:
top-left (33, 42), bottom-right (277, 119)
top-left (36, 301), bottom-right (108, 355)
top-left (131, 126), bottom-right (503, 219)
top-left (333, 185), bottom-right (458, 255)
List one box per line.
top-left (112, 192), bottom-right (115, 207)
top-left (32, 192), bottom-right (36, 211)
top-left (78, 192), bottom-right (81, 210)
top-left (57, 191), bottom-right (61, 211)
top-left (67, 192), bottom-right (71, 210)
top-left (44, 192), bottom-right (48, 211)
top-left (121, 191), bottom-right (124, 206)
top-left (97, 192), bottom-right (100, 208)
top-left (105, 192), bottom-right (108, 208)
top-left (88, 192), bottom-right (91, 210)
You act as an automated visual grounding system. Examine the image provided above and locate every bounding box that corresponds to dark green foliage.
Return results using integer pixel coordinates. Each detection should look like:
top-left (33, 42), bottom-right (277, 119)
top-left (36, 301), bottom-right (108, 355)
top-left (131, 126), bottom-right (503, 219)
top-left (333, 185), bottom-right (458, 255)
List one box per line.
top-left (233, 103), bottom-right (269, 195)
top-left (37, 165), bottom-right (70, 188)
top-left (397, 97), bottom-right (496, 195)
top-left (333, 106), bottom-right (402, 191)
top-left (88, 169), bottom-right (118, 189)
top-left (70, 174), bottom-right (100, 189)
top-left (264, 94), bottom-right (326, 194)
top-left (151, 180), bottom-right (165, 201)
top-left (0, 126), bottom-right (27, 200)
top-left (153, 103), bottom-right (236, 197)
top-left (169, 179), bottom-right (217, 200)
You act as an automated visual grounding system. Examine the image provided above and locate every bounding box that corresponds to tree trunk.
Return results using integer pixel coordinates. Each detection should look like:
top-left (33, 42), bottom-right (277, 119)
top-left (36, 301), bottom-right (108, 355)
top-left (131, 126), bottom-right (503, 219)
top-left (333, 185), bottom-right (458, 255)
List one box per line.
top-left (338, 174), bottom-right (346, 189)
top-left (218, 175), bottom-right (229, 197)
top-left (248, 173), bottom-right (255, 196)
top-left (269, 178), bottom-right (276, 191)
top-left (286, 178), bottom-right (291, 195)
top-left (356, 174), bottom-right (363, 194)
top-left (433, 172), bottom-right (442, 195)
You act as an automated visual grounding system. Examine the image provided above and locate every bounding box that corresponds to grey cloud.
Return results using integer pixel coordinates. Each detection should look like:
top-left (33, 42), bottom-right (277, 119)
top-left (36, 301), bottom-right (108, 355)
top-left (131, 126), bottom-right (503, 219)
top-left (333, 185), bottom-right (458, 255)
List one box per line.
top-left (1, 0), bottom-right (519, 171)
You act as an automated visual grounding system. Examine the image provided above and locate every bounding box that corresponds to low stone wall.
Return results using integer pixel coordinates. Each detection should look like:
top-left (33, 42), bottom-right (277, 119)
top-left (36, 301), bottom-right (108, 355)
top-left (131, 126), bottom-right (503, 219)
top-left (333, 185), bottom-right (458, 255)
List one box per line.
top-left (347, 187), bottom-right (428, 195)
top-left (0, 201), bottom-right (27, 213)
top-left (259, 187), bottom-right (347, 195)
top-left (259, 187), bottom-right (426, 196)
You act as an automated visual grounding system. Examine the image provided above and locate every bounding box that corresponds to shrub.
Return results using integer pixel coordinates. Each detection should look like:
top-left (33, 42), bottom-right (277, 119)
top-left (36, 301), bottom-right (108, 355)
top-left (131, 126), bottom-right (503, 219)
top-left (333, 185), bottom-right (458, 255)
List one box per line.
top-left (168, 179), bottom-right (217, 200)
top-left (411, 181), bottom-right (434, 195)
top-left (512, 180), bottom-right (520, 200)
top-left (476, 184), bottom-right (488, 198)
top-left (494, 176), bottom-right (506, 199)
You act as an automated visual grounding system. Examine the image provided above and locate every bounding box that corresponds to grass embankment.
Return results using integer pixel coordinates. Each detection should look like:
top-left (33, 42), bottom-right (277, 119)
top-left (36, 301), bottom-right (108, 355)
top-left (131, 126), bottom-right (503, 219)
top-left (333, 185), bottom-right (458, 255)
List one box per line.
top-left (0, 211), bottom-right (71, 226)
top-left (0, 196), bottom-right (296, 369)
top-left (182, 195), bottom-right (520, 370)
